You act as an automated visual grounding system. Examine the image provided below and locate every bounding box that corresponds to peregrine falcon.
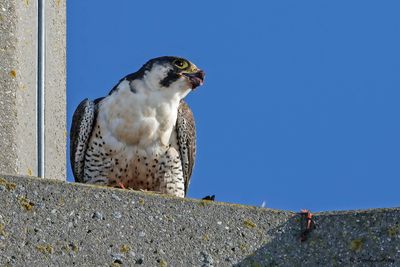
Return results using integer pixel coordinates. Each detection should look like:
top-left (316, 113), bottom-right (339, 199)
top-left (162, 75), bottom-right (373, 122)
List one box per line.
top-left (70, 56), bottom-right (205, 198)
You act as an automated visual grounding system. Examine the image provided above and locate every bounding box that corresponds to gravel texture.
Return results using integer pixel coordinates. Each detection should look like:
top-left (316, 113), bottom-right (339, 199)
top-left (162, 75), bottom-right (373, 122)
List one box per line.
top-left (0, 175), bottom-right (399, 266)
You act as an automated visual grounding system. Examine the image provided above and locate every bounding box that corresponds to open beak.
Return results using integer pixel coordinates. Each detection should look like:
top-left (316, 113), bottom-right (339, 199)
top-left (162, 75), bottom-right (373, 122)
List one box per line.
top-left (183, 70), bottom-right (205, 89)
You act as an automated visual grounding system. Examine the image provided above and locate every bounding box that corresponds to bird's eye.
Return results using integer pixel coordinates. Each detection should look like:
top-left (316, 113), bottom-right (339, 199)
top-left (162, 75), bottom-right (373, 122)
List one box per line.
top-left (173, 59), bottom-right (189, 69)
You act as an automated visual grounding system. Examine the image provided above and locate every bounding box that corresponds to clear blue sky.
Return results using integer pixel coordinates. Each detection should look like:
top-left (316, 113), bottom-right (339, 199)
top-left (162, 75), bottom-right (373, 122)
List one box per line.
top-left (67, 1), bottom-right (400, 211)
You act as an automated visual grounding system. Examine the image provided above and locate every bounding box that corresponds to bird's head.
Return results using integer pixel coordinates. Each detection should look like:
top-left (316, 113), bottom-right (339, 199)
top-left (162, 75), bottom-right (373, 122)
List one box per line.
top-left (136, 56), bottom-right (205, 94)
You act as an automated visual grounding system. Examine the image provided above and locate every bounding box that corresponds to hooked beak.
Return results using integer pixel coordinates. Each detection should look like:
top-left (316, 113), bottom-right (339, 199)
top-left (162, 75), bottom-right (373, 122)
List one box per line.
top-left (182, 70), bottom-right (205, 89)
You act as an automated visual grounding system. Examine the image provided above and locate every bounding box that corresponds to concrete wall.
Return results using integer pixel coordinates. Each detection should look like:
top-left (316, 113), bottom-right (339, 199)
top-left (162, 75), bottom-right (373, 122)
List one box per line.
top-left (0, 175), bottom-right (399, 266)
top-left (0, 0), bottom-right (37, 177)
top-left (44, 0), bottom-right (67, 180)
top-left (0, 1), bottom-right (66, 180)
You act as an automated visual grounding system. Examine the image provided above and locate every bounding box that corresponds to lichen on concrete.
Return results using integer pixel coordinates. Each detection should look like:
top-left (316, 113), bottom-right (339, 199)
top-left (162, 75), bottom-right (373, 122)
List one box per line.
top-left (36, 244), bottom-right (53, 255)
top-left (0, 223), bottom-right (7, 238)
top-left (350, 239), bottom-right (364, 252)
top-left (0, 177), bottom-right (16, 191)
top-left (120, 244), bottom-right (130, 254)
top-left (243, 219), bottom-right (257, 229)
top-left (18, 196), bottom-right (34, 211)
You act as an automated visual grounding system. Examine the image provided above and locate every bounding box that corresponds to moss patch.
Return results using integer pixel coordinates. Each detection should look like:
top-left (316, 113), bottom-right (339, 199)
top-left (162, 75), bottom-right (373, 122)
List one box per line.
top-left (202, 234), bottom-right (209, 241)
top-left (250, 261), bottom-right (262, 267)
top-left (388, 224), bottom-right (400, 237)
top-left (243, 219), bottom-right (257, 229)
top-left (19, 196), bottom-right (34, 211)
top-left (120, 244), bottom-right (130, 253)
top-left (350, 239), bottom-right (363, 252)
top-left (157, 259), bottom-right (167, 267)
top-left (0, 223), bottom-right (7, 237)
top-left (239, 243), bottom-right (247, 252)
top-left (199, 199), bottom-right (215, 207)
top-left (9, 70), bottom-right (17, 78)
top-left (0, 177), bottom-right (16, 191)
top-left (70, 242), bottom-right (79, 253)
top-left (36, 244), bottom-right (53, 254)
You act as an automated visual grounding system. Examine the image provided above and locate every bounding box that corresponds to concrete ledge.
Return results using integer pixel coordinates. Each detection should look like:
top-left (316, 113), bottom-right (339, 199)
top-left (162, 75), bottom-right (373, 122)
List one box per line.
top-left (0, 175), bottom-right (399, 266)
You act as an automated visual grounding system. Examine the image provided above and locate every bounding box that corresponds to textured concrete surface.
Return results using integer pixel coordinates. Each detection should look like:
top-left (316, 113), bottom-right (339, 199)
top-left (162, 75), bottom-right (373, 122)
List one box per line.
top-left (0, 0), bottom-right (37, 176)
top-left (0, 175), bottom-right (399, 266)
top-left (44, 0), bottom-right (67, 180)
top-left (0, 1), bottom-right (66, 180)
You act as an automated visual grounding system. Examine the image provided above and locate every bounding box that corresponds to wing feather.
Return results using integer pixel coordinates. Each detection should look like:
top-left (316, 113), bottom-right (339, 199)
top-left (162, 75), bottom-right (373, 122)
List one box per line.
top-left (176, 100), bottom-right (196, 195)
top-left (70, 98), bottom-right (97, 182)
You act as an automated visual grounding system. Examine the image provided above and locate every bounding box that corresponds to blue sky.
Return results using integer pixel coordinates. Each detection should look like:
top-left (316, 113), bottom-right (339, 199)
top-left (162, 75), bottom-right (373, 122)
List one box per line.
top-left (67, 1), bottom-right (400, 211)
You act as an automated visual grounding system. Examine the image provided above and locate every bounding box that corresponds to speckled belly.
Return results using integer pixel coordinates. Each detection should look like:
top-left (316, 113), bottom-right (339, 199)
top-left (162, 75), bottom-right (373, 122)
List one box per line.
top-left (83, 116), bottom-right (186, 197)
top-left (111, 147), bottom-right (185, 197)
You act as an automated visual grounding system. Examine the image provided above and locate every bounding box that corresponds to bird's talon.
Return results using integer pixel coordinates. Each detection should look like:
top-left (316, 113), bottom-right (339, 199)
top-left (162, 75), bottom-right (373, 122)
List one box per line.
top-left (116, 181), bottom-right (126, 189)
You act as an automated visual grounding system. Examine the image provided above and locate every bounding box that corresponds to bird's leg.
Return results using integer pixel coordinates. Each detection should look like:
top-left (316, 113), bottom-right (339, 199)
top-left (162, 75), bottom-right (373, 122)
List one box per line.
top-left (116, 180), bottom-right (126, 189)
top-left (299, 209), bottom-right (316, 241)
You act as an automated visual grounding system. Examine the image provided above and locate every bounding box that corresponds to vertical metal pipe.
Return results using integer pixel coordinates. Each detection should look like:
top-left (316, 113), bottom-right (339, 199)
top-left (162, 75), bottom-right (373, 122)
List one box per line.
top-left (37, 0), bottom-right (45, 177)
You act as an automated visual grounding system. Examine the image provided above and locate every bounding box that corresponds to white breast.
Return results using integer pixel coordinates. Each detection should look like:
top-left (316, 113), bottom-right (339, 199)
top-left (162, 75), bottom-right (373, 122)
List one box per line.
top-left (97, 79), bottom-right (184, 154)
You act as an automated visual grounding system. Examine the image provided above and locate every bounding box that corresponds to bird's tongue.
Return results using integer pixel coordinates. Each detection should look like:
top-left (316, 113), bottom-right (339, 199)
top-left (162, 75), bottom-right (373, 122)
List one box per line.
top-left (184, 71), bottom-right (205, 90)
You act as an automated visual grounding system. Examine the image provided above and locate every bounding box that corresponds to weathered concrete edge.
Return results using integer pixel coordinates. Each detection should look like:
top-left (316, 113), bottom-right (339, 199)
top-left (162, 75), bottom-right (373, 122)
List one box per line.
top-left (1, 175), bottom-right (399, 266)
top-left (1, 174), bottom-right (397, 215)
top-left (0, 174), bottom-right (292, 213)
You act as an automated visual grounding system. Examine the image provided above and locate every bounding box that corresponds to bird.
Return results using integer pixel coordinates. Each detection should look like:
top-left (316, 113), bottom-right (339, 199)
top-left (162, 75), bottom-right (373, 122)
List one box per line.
top-left (70, 56), bottom-right (205, 198)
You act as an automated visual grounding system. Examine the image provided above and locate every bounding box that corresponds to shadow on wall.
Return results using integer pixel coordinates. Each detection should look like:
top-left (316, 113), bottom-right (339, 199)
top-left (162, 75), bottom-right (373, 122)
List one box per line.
top-left (236, 209), bottom-right (400, 266)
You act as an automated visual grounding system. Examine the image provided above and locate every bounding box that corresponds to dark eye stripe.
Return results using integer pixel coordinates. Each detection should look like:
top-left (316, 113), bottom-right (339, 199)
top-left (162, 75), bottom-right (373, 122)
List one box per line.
top-left (160, 69), bottom-right (180, 87)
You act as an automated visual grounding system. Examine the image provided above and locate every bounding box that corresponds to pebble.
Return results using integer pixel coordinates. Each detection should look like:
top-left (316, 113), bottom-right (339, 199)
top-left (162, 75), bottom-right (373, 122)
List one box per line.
top-left (111, 194), bottom-right (121, 201)
top-left (113, 212), bottom-right (122, 219)
top-left (200, 251), bottom-right (214, 267)
top-left (111, 253), bottom-right (124, 261)
top-left (93, 211), bottom-right (104, 220)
